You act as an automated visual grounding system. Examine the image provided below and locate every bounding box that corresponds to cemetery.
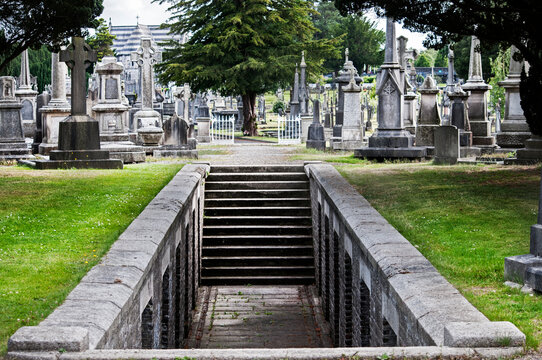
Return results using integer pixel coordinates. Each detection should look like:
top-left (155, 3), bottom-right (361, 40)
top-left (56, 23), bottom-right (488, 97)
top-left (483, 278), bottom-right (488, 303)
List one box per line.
top-left (1, 0), bottom-right (542, 359)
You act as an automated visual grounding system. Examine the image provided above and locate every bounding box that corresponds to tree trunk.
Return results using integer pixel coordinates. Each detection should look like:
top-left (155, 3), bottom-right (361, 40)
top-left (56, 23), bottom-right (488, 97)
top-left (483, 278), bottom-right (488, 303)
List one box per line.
top-left (520, 63), bottom-right (542, 136)
top-left (242, 93), bottom-right (258, 136)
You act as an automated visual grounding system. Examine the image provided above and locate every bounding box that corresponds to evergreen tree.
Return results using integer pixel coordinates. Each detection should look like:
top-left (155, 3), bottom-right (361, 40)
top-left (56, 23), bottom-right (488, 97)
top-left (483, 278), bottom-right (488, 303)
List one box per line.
top-left (87, 18), bottom-right (116, 62)
top-left (156, 0), bottom-right (339, 135)
top-left (0, 46), bottom-right (51, 93)
top-left (433, 47), bottom-right (448, 67)
top-left (414, 53), bottom-right (432, 67)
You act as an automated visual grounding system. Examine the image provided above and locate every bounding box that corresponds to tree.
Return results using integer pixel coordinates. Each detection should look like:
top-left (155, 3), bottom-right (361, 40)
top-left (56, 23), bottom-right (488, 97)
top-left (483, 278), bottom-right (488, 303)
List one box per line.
top-left (433, 47), bottom-right (448, 67)
top-left (156, 0), bottom-right (339, 135)
top-left (0, 46), bottom-right (51, 92)
top-left (87, 18), bottom-right (116, 62)
top-left (0, 0), bottom-right (103, 72)
top-left (312, 2), bottom-right (385, 72)
top-left (488, 47), bottom-right (510, 111)
top-left (414, 53), bottom-right (432, 67)
top-left (334, 0), bottom-right (542, 136)
top-left (451, 36), bottom-right (499, 81)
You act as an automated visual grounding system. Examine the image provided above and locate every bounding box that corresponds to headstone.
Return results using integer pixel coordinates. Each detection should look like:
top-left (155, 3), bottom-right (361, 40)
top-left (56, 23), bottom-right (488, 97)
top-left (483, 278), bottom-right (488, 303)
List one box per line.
top-left (505, 169), bottom-right (542, 292)
top-left (461, 36), bottom-right (496, 150)
top-left (333, 48), bottom-right (362, 140)
top-left (0, 76), bottom-right (33, 160)
top-left (338, 69), bottom-right (364, 150)
top-left (397, 36), bottom-right (417, 134)
top-left (497, 45), bottom-right (531, 148)
top-left (92, 57), bottom-right (130, 137)
top-left (442, 45), bottom-right (456, 122)
top-left (15, 50), bottom-right (38, 138)
top-left (33, 37), bottom-right (122, 169)
top-left (31, 91), bottom-right (51, 153)
top-left (433, 125), bottom-right (460, 164)
top-left (415, 76), bottom-right (441, 147)
top-left (306, 98), bottom-right (326, 150)
top-left (355, 18), bottom-right (426, 160)
top-left (131, 37), bottom-right (163, 146)
top-left (448, 84), bottom-right (481, 158)
top-left (39, 51), bottom-right (71, 155)
top-left (196, 95), bottom-right (211, 143)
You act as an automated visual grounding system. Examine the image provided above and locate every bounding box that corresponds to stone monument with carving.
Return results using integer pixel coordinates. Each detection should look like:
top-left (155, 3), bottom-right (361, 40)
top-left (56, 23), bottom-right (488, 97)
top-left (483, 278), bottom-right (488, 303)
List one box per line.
top-left (415, 76), bottom-right (441, 147)
top-left (15, 50), bottom-right (38, 138)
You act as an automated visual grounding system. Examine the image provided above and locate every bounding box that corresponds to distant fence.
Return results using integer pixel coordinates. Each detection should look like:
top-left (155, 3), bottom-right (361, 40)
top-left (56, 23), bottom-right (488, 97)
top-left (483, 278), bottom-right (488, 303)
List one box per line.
top-left (278, 115), bottom-right (301, 145)
top-left (210, 114), bottom-right (235, 145)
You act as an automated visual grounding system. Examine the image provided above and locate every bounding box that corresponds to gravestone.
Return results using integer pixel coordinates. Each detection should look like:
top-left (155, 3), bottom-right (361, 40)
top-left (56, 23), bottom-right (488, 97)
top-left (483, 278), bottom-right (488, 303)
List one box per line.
top-left (33, 37), bottom-right (122, 169)
top-left (290, 65), bottom-right (300, 119)
top-left (306, 99), bottom-right (326, 151)
top-left (448, 84), bottom-right (481, 158)
top-left (196, 95), bottom-right (211, 143)
top-left (0, 76), bottom-right (33, 160)
top-left (496, 45), bottom-right (531, 148)
top-left (131, 37), bottom-right (163, 146)
top-left (415, 76), bottom-right (441, 147)
top-left (337, 69), bottom-right (364, 150)
top-left (397, 36), bottom-right (417, 135)
top-left (299, 51), bottom-right (309, 116)
top-left (355, 18), bottom-right (426, 160)
top-left (39, 52), bottom-right (71, 155)
top-left (153, 113), bottom-right (197, 158)
top-left (15, 50), bottom-right (38, 138)
top-left (442, 46), bottom-right (456, 122)
top-left (461, 36), bottom-right (496, 150)
top-left (31, 92), bottom-right (51, 153)
top-left (505, 169), bottom-right (542, 292)
top-left (433, 126), bottom-right (460, 165)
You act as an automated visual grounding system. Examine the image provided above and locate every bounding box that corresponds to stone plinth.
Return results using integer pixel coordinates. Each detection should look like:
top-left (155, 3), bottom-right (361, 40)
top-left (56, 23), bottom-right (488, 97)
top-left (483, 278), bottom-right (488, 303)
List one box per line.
top-left (306, 100), bottom-right (326, 151)
top-left (300, 115), bottom-right (312, 143)
top-left (513, 136), bottom-right (542, 164)
top-left (334, 48), bottom-right (362, 139)
top-left (0, 77), bottom-right (33, 160)
top-left (15, 50), bottom-right (38, 138)
top-left (196, 117), bottom-right (211, 143)
top-left (433, 126), bottom-right (459, 164)
top-left (415, 76), bottom-right (441, 147)
top-left (403, 92), bottom-right (417, 135)
top-left (337, 72), bottom-right (364, 150)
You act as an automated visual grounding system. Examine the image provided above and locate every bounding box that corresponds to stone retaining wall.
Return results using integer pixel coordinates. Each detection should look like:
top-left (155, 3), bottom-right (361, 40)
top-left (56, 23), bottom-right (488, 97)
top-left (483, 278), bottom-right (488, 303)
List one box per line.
top-left (8, 163), bottom-right (209, 355)
top-left (305, 163), bottom-right (525, 348)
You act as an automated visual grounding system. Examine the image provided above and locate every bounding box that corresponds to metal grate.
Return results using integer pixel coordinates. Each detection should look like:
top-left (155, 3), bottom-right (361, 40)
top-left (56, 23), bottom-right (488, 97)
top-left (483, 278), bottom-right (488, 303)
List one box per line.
top-left (210, 114), bottom-right (235, 144)
top-left (278, 115), bottom-right (301, 144)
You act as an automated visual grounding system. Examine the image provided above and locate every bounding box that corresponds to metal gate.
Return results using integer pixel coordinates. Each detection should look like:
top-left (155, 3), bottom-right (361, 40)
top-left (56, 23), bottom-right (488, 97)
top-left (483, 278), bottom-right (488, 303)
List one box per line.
top-left (278, 115), bottom-right (301, 144)
top-left (211, 114), bottom-right (235, 144)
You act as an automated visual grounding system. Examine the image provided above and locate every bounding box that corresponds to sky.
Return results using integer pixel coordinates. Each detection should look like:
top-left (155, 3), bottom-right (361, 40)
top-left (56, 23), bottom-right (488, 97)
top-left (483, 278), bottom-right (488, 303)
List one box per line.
top-left (101, 0), bottom-right (428, 50)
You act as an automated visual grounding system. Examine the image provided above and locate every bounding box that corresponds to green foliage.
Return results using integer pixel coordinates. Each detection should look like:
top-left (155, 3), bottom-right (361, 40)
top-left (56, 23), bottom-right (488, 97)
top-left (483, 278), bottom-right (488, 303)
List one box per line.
top-left (86, 18), bottom-right (116, 62)
top-left (414, 53), bottom-right (432, 67)
top-left (312, 2), bottom-right (384, 72)
top-left (488, 47), bottom-right (510, 112)
top-left (156, 0), bottom-right (339, 135)
top-left (0, 0), bottom-right (104, 72)
top-left (0, 46), bottom-right (51, 93)
top-left (452, 37), bottom-right (500, 81)
top-left (0, 163), bottom-right (183, 356)
top-left (272, 100), bottom-right (286, 114)
top-left (433, 47), bottom-right (448, 67)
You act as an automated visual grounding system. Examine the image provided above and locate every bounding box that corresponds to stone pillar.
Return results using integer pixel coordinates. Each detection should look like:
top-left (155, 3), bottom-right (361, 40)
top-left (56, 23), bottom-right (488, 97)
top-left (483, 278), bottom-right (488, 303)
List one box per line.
top-left (299, 51), bottom-right (309, 115)
top-left (15, 50), bottom-right (38, 138)
top-left (397, 36), bottom-right (417, 134)
top-left (415, 76), bottom-right (441, 147)
top-left (92, 57), bottom-right (130, 140)
top-left (461, 36), bottom-right (496, 150)
top-left (333, 48), bottom-right (362, 139)
top-left (290, 65), bottom-right (300, 118)
top-left (442, 45), bottom-right (456, 122)
top-left (39, 51), bottom-right (71, 155)
top-left (448, 84), bottom-right (481, 158)
top-left (131, 37), bottom-right (163, 146)
top-left (31, 91), bottom-right (50, 153)
top-left (497, 45), bottom-right (530, 148)
top-left (0, 76), bottom-right (33, 160)
top-left (339, 70), bottom-right (364, 150)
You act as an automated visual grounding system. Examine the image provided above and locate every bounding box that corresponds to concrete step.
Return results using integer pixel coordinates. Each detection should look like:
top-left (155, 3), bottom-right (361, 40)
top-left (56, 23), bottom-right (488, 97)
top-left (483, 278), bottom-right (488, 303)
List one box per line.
top-left (204, 206), bottom-right (312, 217)
top-left (210, 165), bottom-right (305, 173)
top-left (202, 256), bottom-right (314, 267)
top-left (201, 266), bottom-right (315, 277)
top-left (203, 245), bottom-right (314, 257)
top-left (205, 198), bottom-right (310, 208)
top-left (204, 216), bottom-right (312, 226)
top-left (200, 275), bottom-right (315, 286)
top-left (205, 189), bottom-right (310, 199)
top-left (203, 225), bottom-right (312, 236)
top-left (203, 235), bottom-right (313, 246)
top-left (205, 180), bottom-right (309, 190)
top-left (207, 172), bottom-right (308, 182)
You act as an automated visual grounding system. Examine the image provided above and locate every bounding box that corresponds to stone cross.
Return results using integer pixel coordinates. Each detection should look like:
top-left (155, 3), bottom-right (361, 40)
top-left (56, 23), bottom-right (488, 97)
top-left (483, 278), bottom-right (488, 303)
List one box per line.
top-left (60, 37), bottom-right (97, 115)
top-left (131, 37), bottom-right (162, 110)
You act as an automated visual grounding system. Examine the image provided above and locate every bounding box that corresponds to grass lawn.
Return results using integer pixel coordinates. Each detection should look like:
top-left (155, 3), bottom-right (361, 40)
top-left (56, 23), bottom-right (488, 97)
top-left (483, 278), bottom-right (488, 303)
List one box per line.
top-left (337, 163), bottom-right (542, 349)
top-left (0, 163), bottom-right (183, 355)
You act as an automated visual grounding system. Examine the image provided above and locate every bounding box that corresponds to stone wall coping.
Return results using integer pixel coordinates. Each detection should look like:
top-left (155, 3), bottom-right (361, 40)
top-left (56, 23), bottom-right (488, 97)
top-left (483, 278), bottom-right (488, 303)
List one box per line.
top-left (305, 163), bottom-right (525, 347)
top-left (8, 164), bottom-right (209, 353)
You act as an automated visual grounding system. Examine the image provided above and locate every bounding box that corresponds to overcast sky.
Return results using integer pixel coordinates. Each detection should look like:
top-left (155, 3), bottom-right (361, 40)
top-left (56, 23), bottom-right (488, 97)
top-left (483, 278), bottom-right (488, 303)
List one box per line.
top-left (102, 0), bottom-right (428, 50)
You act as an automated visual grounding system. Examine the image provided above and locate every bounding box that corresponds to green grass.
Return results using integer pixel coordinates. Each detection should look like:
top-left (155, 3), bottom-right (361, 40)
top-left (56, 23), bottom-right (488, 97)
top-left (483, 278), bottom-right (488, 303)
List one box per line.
top-left (337, 163), bottom-right (542, 349)
top-left (0, 163), bottom-right (183, 355)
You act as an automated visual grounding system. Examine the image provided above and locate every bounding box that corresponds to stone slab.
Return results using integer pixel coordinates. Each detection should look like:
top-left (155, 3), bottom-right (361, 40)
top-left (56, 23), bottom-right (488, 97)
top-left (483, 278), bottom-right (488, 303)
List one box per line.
top-left (8, 326), bottom-right (89, 352)
top-left (443, 321), bottom-right (525, 347)
top-left (354, 147), bottom-right (427, 160)
top-left (524, 266), bottom-right (542, 292)
top-left (31, 159), bottom-right (123, 170)
top-left (153, 149), bottom-right (198, 158)
top-left (504, 254), bottom-right (542, 283)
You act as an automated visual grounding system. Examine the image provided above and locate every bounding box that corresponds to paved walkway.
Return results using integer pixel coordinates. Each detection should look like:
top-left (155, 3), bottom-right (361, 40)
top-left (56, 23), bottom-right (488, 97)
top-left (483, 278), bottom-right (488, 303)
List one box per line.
top-left (198, 142), bottom-right (303, 165)
top-left (186, 286), bottom-right (332, 349)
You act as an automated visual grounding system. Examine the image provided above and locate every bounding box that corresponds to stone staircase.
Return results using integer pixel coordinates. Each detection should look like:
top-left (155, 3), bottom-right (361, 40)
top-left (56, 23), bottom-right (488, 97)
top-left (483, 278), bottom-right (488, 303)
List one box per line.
top-left (202, 165), bottom-right (315, 285)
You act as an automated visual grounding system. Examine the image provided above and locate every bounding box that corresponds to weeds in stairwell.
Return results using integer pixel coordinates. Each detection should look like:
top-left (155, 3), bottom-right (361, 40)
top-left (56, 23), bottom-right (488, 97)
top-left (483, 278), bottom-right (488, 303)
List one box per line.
top-left (208, 301), bottom-right (216, 331)
top-left (231, 311), bottom-right (240, 319)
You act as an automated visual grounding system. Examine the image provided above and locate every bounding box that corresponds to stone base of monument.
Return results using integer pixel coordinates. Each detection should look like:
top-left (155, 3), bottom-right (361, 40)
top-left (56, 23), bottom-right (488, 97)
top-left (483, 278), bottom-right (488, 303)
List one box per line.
top-left (0, 140), bottom-right (34, 160)
top-left (306, 123), bottom-right (326, 151)
top-left (100, 133), bottom-right (131, 142)
top-left (471, 120), bottom-right (497, 149)
top-left (354, 147), bottom-right (427, 160)
top-left (508, 136), bottom-right (542, 164)
top-left (196, 117), bottom-right (211, 143)
top-left (497, 132), bottom-right (531, 148)
top-left (415, 124), bottom-right (439, 147)
top-left (153, 146), bottom-right (198, 159)
top-left (505, 255), bottom-right (542, 291)
top-left (101, 142), bottom-right (146, 163)
top-left (22, 121), bottom-right (36, 139)
top-left (39, 107), bottom-right (71, 155)
top-left (38, 143), bottom-right (58, 155)
top-left (405, 125), bottom-right (415, 135)
top-left (137, 126), bottom-right (163, 146)
top-left (460, 146), bottom-right (482, 158)
top-left (30, 149), bottom-right (123, 169)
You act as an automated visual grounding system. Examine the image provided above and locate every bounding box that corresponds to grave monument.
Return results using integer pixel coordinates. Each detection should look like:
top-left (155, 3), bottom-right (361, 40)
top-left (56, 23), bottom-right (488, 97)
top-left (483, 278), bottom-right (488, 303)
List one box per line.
top-left (32, 37), bottom-right (122, 169)
top-left (306, 98), bottom-right (326, 151)
top-left (415, 75), bottom-right (441, 148)
top-left (397, 36), bottom-right (417, 135)
top-left (15, 50), bottom-right (38, 138)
